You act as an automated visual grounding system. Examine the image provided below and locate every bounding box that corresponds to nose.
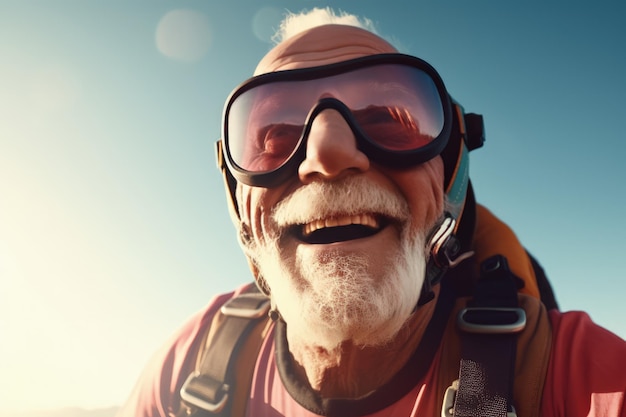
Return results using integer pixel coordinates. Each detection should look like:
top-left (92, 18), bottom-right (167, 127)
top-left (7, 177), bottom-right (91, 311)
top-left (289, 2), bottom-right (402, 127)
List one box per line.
top-left (298, 109), bottom-right (370, 183)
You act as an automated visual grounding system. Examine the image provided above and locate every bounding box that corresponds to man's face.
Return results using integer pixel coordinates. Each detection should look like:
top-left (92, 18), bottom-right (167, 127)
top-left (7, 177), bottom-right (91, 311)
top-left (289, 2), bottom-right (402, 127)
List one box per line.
top-left (236, 26), bottom-right (445, 350)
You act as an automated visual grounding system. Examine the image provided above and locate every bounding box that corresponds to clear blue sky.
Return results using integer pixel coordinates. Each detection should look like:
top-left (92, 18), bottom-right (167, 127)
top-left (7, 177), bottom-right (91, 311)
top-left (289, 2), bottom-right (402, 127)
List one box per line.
top-left (1, 0), bottom-right (624, 413)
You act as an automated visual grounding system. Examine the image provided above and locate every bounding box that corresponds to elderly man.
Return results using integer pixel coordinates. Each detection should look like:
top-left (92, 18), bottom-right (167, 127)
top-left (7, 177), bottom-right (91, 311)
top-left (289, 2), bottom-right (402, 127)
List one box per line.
top-left (118, 10), bottom-right (626, 417)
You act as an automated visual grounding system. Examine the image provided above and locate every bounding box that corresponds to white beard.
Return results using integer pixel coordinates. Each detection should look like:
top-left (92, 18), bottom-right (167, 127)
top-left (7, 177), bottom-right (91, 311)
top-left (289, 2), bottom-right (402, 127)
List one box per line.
top-left (247, 177), bottom-right (431, 351)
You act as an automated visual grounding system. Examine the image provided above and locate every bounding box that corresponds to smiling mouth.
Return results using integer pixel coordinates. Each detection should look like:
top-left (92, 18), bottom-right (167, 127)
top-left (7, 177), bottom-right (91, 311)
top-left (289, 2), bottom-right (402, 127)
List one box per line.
top-left (294, 214), bottom-right (386, 244)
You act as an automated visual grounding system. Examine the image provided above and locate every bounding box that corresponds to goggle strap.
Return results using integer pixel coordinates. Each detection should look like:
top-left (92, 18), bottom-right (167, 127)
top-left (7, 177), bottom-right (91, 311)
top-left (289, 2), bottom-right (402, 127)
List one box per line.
top-left (446, 141), bottom-right (470, 233)
top-left (444, 102), bottom-right (471, 232)
top-left (217, 140), bottom-right (242, 222)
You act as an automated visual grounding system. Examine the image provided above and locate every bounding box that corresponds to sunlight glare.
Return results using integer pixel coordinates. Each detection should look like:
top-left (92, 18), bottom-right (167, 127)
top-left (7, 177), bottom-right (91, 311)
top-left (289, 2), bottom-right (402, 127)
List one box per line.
top-left (156, 9), bottom-right (211, 62)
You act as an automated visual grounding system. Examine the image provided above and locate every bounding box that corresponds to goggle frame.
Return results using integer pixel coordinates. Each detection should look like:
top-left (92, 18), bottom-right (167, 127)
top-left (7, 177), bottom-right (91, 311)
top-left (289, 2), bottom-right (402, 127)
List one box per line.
top-left (221, 53), bottom-right (454, 188)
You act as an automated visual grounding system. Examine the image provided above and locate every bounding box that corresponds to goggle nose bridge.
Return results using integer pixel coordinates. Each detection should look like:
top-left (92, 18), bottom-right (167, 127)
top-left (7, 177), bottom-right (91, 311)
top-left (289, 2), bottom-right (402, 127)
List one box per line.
top-left (299, 96), bottom-right (370, 153)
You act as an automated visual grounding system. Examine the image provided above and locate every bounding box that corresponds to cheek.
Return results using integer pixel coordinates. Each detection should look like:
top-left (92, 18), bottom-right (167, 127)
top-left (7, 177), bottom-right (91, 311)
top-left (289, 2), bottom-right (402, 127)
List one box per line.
top-left (394, 157), bottom-right (445, 232)
top-left (236, 184), bottom-right (263, 241)
top-left (236, 183), bottom-right (287, 244)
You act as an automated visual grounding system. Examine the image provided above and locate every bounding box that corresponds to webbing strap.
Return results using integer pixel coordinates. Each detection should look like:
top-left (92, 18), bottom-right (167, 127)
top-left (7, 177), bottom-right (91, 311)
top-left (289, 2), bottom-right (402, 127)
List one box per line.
top-left (180, 285), bottom-right (270, 417)
top-left (451, 255), bottom-right (525, 417)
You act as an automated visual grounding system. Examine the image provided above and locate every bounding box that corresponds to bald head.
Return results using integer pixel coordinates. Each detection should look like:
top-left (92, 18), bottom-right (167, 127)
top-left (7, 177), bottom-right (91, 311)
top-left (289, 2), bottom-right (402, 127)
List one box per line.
top-left (254, 24), bottom-right (398, 75)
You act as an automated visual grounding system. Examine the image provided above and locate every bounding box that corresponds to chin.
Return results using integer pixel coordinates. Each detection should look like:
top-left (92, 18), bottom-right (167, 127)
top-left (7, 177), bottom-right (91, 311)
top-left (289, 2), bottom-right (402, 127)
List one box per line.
top-left (254, 228), bottom-right (428, 351)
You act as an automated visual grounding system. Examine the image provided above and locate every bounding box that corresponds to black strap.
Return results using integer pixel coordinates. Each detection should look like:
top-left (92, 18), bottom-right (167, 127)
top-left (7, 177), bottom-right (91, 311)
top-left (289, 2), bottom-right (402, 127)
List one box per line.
top-left (451, 255), bottom-right (526, 417)
top-left (179, 285), bottom-right (270, 416)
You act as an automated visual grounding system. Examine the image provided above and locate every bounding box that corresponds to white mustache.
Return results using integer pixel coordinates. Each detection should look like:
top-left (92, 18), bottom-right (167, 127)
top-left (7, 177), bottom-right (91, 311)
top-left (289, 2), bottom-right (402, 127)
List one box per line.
top-left (272, 176), bottom-right (410, 227)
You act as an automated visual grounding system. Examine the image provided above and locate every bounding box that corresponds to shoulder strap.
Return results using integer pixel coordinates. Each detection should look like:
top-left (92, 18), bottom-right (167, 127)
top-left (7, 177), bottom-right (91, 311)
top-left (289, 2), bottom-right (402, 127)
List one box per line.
top-left (441, 252), bottom-right (553, 417)
top-left (178, 285), bottom-right (272, 417)
top-left (447, 255), bottom-right (525, 417)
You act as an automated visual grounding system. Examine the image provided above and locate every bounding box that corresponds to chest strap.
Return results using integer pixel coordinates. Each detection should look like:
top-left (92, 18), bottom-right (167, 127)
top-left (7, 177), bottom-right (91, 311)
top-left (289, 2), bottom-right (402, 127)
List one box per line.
top-left (179, 285), bottom-right (271, 417)
top-left (444, 255), bottom-right (526, 417)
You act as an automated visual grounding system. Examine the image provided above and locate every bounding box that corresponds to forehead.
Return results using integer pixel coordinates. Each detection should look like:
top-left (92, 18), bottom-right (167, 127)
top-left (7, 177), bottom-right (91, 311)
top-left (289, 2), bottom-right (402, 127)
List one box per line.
top-left (254, 25), bottom-right (398, 75)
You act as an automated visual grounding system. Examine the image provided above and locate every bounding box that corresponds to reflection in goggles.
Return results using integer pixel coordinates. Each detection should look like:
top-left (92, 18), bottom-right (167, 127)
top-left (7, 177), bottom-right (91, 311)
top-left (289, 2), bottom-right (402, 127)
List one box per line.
top-left (240, 102), bottom-right (436, 172)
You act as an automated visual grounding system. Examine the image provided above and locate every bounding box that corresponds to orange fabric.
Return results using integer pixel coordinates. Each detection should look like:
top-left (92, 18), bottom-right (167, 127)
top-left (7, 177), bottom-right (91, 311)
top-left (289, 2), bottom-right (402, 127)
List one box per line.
top-left (473, 204), bottom-right (540, 298)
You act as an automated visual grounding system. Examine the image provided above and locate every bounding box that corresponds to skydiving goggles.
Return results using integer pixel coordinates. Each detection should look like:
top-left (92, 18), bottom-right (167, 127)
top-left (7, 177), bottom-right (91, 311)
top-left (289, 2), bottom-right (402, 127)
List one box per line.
top-left (219, 53), bottom-right (454, 188)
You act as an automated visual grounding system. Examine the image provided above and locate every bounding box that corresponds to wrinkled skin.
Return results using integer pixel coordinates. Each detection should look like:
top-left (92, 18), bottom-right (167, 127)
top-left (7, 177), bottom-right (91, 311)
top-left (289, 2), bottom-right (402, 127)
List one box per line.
top-left (236, 25), bottom-right (446, 398)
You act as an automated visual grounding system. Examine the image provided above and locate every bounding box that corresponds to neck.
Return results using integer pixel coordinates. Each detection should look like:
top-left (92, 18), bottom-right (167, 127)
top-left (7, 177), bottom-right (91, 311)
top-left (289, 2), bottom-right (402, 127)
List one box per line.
top-left (286, 288), bottom-right (439, 398)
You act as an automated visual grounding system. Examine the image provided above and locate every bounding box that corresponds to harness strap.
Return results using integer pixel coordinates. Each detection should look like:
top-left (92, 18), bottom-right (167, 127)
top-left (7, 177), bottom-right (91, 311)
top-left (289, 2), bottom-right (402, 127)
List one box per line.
top-left (179, 285), bottom-right (271, 417)
top-left (447, 255), bottom-right (526, 417)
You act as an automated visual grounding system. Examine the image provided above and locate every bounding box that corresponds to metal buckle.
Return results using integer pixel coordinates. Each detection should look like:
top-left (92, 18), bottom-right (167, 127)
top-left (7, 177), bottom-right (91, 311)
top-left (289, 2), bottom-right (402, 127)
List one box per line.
top-left (441, 379), bottom-right (517, 417)
top-left (458, 307), bottom-right (526, 334)
top-left (428, 215), bottom-right (474, 269)
top-left (441, 379), bottom-right (459, 417)
top-left (220, 292), bottom-right (270, 319)
top-left (180, 372), bottom-right (229, 413)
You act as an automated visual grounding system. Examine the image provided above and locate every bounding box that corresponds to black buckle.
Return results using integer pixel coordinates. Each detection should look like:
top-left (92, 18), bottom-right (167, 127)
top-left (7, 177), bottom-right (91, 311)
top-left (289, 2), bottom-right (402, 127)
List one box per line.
top-left (458, 307), bottom-right (526, 334)
top-left (180, 372), bottom-right (229, 413)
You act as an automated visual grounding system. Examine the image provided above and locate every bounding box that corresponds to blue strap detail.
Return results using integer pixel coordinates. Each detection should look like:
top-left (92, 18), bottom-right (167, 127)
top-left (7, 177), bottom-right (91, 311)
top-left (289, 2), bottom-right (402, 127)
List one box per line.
top-left (446, 144), bottom-right (469, 220)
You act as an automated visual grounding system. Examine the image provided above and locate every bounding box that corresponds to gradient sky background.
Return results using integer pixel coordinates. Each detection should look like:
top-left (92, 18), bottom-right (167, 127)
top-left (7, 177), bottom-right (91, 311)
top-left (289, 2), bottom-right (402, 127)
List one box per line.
top-left (1, 0), bottom-right (624, 413)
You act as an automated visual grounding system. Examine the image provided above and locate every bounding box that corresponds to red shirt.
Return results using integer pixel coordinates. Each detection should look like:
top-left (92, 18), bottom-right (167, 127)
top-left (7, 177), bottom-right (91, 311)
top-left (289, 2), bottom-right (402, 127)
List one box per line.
top-left (117, 286), bottom-right (626, 417)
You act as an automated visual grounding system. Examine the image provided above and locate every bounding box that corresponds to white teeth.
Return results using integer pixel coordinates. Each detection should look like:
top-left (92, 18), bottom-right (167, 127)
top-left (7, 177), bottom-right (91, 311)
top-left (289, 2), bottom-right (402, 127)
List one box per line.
top-left (302, 214), bottom-right (380, 237)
